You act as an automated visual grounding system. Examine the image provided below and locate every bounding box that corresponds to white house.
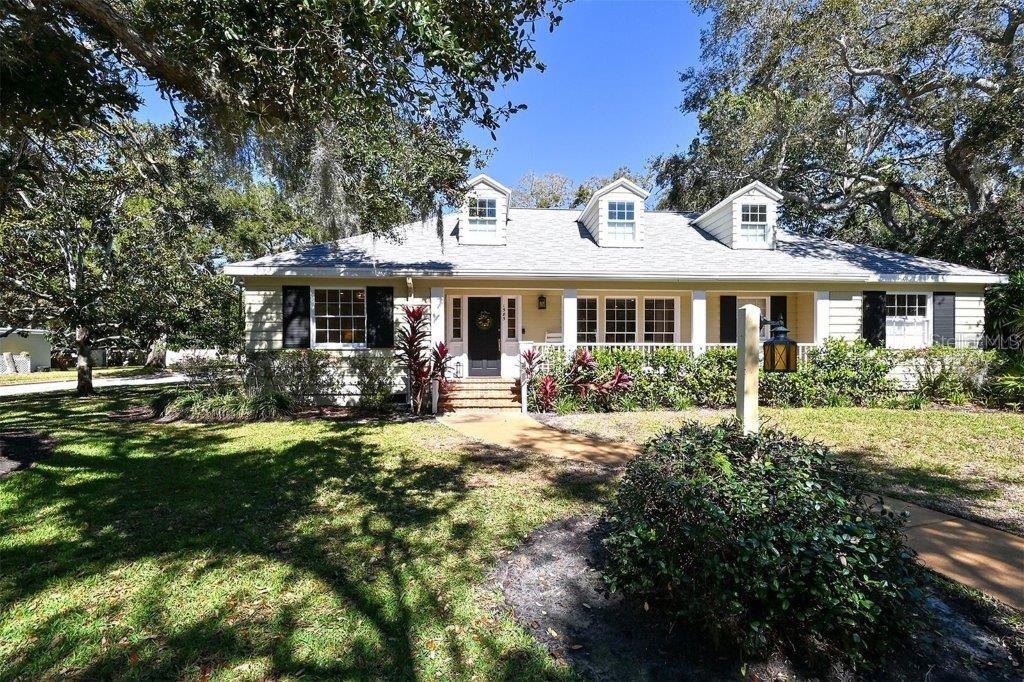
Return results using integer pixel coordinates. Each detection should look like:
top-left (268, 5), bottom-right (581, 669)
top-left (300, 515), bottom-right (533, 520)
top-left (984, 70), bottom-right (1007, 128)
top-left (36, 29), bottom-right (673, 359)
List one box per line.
top-left (0, 329), bottom-right (52, 374)
top-left (224, 176), bottom-right (1005, 405)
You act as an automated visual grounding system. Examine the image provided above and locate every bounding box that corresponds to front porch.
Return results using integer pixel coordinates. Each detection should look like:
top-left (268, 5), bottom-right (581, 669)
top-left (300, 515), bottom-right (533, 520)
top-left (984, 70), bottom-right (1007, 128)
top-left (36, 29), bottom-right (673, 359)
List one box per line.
top-left (429, 286), bottom-right (827, 380)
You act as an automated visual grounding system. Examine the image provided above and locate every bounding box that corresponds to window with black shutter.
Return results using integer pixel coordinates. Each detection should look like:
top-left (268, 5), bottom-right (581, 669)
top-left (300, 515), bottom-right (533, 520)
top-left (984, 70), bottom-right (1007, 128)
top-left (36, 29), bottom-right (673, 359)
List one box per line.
top-left (365, 286), bottom-right (395, 348)
top-left (282, 286), bottom-right (311, 348)
top-left (720, 295), bottom-right (737, 343)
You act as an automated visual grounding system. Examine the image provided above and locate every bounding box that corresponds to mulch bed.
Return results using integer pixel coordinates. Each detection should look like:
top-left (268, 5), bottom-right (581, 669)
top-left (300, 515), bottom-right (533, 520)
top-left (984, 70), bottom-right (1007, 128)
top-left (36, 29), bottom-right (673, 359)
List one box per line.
top-left (0, 430), bottom-right (54, 480)
top-left (490, 515), bottom-right (1021, 681)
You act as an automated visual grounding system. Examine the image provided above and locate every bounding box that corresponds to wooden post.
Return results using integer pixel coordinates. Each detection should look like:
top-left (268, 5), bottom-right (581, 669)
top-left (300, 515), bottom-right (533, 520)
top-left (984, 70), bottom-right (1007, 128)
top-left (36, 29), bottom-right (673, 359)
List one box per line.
top-left (736, 304), bottom-right (760, 434)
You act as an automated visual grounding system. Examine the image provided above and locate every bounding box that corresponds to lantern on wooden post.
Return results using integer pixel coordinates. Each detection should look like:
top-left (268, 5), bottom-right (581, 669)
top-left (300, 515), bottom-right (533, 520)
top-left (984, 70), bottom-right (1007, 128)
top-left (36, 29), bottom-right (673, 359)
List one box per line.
top-left (763, 322), bottom-right (798, 373)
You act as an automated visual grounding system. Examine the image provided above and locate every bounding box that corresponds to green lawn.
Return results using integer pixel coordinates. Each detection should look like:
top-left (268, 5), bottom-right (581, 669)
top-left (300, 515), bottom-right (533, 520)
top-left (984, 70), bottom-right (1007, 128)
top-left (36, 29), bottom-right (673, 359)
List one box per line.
top-left (0, 389), bottom-right (608, 679)
top-left (0, 366), bottom-right (165, 386)
top-left (543, 408), bottom-right (1024, 536)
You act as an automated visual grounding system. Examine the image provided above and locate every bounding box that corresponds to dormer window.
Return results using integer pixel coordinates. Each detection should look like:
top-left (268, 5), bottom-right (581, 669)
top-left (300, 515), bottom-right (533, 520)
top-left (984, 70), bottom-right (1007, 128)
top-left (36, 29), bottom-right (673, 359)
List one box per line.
top-left (740, 204), bottom-right (769, 243)
top-left (607, 201), bottom-right (636, 241)
top-left (467, 198), bottom-right (497, 232)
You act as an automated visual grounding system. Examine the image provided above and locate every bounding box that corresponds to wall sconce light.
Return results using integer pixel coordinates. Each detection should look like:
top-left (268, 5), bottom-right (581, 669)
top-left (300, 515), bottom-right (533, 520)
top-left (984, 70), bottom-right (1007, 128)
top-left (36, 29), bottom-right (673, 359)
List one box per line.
top-left (537, 294), bottom-right (547, 310)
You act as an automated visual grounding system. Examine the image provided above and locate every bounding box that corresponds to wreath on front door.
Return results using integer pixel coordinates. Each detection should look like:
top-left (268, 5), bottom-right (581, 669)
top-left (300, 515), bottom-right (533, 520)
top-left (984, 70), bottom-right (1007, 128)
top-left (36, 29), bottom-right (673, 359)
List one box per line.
top-left (474, 309), bottom-right (495, 332)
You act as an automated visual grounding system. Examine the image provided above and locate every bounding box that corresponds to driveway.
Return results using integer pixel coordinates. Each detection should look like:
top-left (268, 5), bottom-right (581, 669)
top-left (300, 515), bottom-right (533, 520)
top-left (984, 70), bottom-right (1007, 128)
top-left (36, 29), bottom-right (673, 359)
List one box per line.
top-left (0, 373), bottom-right (185, 398)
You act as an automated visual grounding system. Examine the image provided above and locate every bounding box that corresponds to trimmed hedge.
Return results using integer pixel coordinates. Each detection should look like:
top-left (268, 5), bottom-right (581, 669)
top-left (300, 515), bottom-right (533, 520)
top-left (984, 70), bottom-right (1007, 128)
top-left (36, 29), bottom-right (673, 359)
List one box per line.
top-left (603, 420), bottom-right (923, 668)
top-left (532, 339), bottom-right (899, 412)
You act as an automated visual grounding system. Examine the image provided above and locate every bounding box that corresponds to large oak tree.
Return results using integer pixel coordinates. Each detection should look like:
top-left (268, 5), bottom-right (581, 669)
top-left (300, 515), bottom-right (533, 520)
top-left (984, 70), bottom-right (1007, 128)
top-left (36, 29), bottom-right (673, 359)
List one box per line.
top-left (658, 0), bottom-right (1023, 273)
top-left (3, 0), bottom-right (565, 231)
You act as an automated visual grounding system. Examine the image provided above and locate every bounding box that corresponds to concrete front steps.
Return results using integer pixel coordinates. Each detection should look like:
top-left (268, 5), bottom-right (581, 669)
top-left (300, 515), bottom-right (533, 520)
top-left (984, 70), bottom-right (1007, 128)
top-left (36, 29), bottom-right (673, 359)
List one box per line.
top-left (440, 377), bottom-right (521, 412)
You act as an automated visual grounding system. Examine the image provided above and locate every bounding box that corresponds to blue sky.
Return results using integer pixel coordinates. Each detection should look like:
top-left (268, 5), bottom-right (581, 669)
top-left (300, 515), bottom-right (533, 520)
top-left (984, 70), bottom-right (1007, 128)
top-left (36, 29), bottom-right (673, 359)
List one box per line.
top-left (140, 0), bottom-right (704, 188)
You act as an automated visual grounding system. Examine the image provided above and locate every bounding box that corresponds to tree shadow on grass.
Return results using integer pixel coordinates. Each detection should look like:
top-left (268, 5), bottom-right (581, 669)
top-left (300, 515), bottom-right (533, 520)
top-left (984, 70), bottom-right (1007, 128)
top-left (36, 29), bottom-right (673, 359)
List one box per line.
top-left (0, 388), bottom-right (600, 679)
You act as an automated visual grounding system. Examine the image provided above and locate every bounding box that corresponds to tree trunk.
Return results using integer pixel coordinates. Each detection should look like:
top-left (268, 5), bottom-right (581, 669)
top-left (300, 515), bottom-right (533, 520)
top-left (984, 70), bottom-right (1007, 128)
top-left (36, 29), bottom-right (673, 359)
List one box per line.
top-left (145, 336), bottom-right (167, 368)
top-left (76, 326), bottom-right (94, 396)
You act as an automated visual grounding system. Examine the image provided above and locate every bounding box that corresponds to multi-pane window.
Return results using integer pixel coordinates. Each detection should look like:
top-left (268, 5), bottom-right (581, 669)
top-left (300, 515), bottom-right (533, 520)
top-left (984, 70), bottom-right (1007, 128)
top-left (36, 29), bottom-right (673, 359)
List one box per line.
top-left (506, 297), bottom-right (517, 339)
top-left (885, 293), bottom-right (929, 349)
top-left (577, 297), bottom-right (598, 343)
top-left (467, 197), bottom-right (497, 231)
top-left (607, 201), bottom-right (636, 240)
top-left (643, 298), bottom-right (675, 343)
top-left (740, 204), bottom-right (768, 243)
top-left (314, 289), bottom-right (366, 345)
top-left (886, 293), bottom-right (927, 317)
top-left (451, 297), bottom-right (462, 341)
top-left (604, 298), bottom-right (637, 343)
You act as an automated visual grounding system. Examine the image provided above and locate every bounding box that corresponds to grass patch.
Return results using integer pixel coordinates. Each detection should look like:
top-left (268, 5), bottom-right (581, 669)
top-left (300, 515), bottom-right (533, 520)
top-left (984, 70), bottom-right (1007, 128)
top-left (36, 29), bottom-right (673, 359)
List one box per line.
top-left (0, 388), bottom-right (609, 679)
top-left (0, 366), bottom-right (165, 386)
top-left (542, 408), bottom-right (1024, 536)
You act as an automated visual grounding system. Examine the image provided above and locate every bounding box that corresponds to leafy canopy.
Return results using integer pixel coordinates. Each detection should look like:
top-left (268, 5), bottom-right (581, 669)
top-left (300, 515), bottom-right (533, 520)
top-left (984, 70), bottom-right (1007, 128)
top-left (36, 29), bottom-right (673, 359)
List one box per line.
top-left (3, 0), bottom-right (566, 234)
top-left (657, 0), bottom-right (1023, 273)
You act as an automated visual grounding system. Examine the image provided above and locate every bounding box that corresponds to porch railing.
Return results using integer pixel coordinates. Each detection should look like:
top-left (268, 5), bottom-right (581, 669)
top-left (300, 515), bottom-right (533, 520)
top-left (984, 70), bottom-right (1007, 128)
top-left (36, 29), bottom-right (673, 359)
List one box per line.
top-left (525, 341), bottom-right (818, 361)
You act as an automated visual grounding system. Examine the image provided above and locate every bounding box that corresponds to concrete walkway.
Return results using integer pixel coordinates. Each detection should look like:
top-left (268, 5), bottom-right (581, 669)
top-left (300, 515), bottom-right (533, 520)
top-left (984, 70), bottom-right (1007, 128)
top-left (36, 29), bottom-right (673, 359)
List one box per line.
top-left (0, 373), bottom-right (185, 398)
top-left (440, 411), bottom-right (1024, 611)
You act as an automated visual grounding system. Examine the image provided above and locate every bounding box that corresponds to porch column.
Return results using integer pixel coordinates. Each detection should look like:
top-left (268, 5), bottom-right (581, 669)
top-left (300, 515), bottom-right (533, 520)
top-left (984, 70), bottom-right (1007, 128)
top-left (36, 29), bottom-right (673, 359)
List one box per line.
top-left (563, 288), bottom-right (577, 354)
top-left (691, 290), bottom-right (707, 354)
top-left (430, 287), bottom-right (445, 349)
top-left (813, 291), bottom-right (830, 344)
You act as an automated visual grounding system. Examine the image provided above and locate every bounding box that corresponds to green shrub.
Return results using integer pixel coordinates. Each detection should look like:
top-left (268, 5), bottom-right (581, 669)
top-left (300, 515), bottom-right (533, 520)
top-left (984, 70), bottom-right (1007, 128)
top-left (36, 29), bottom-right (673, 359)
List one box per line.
top-left (763, 339), bottom-right (898, 408)
top-left (245, 350), bottom-right (337, 406)
top-left (603, 420), bottom-right (923, 668)
top-left (533, 339), bottom-right (897, 412)
top-left (350, 351), bottom-right (397, 414)
top-left (164, 386), bottom-right (293, 422)
top-left (986, 352), bottom-right (1024, 410)
top-left (907, 347), bottom-right (994, 405)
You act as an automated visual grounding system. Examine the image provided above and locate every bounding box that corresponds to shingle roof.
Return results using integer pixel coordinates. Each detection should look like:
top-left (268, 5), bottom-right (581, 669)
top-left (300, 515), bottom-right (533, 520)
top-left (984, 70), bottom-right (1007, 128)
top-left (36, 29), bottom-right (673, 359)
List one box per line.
top-left (223, 209), bottom-right (1004, 283)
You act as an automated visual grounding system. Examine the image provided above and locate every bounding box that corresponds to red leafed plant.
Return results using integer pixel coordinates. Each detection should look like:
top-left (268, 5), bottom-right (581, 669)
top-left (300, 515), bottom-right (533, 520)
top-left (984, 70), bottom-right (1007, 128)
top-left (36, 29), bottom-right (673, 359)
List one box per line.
top-left (589, 365), bottom-right (634, 411)
top-left (514, 348), bottom-right (544, 401)
top-left (537, 374), bottom-right (560, 412)
top-left (566, 348), bottom-right (598, 398)
top-left (396, 305), bottom-right (431, 414)
top-left (430, 342), bottom-right (453, 397)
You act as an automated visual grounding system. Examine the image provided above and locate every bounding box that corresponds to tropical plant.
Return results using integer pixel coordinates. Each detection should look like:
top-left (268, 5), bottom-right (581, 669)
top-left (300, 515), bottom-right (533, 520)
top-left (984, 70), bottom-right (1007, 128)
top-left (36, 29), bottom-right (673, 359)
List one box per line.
top-left (395, 305), bottom-right (431, 414)
top-left (565, 347), bottom-right (598, 397)
top-left (536, 375), bottom-right (560, 412)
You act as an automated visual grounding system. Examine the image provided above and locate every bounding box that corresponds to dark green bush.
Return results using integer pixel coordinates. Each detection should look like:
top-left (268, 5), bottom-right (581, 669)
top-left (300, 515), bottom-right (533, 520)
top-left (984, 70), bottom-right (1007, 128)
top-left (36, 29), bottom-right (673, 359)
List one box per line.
top-left (245, 350), bottom-right (337, 406)
top-left (350, 351), bottom-right (397, 414)
top-left (603, 420), bottom-right (923, 668)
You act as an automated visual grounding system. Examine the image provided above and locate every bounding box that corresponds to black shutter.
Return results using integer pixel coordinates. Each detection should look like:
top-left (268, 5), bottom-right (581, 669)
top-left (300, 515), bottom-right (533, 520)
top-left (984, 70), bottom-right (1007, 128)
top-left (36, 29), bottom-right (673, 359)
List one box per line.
top-left (366, 286), bottom-right (395, 348)
top-left (282, 286), bottom-right (311, 348)
top-left (933, 292), bottom-right (956, 346)
top-left (770, 295), bottom-right (788, 327)
top-left (862, 291), bottom-right (886, 347)
top-left (720, 295), bottom-right (737, 343)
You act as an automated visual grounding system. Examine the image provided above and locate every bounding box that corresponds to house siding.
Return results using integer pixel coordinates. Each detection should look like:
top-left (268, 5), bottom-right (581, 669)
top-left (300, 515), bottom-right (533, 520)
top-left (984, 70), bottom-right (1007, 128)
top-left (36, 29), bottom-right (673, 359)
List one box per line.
top-left (955, 291), bottom-right (986, 347)
top-left (828, 291), bottom-right (863, 339)
top-left (239, 276), bottom-right (991, 403)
